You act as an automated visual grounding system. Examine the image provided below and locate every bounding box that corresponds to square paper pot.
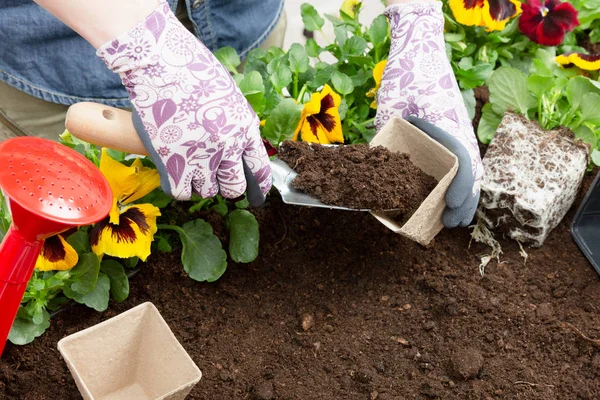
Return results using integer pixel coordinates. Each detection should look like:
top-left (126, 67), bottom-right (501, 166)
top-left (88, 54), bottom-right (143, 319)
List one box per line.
top-left (58, 302), bottom-right (202, 400)
top-left (369, 116), bottom-right (458, 246)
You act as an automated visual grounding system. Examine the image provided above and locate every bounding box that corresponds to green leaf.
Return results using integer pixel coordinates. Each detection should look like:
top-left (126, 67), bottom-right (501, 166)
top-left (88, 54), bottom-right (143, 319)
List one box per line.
top-left (73, 273), bottom-right (110, 312)
top-left (101, 260), bottom-right (129, 303)
top-left (288, 43), bottom-right (309, 74)
top-left (461, 89), bottom-right (476, 120)
top-left (592, 148), bottom-right (600, 166)
top-left (301, 3), bottom-right (324, 32)
top-left (0, 190), bottom-right (11, 242)
top-left (369, 15), bottom-right (388, 46)
top-left (477, 104), bottom-right (503, 144)
top-left (334, 25), bottom-right (348, 49)
top-left (331, 71), bottom-right (354, 95)
top-left (305, 38), bottom-right (322, 58)
top-left (211, 201), bottom-right (229, 217)
top-left (235, 197), bottom-right (250, 209)
top-left (214, 47), bottom-right (241, 74)
top-left (488, 66), bottom-right (536, 115)
top-left (239, 71), bottom-right (266, 113)
top-left (262, 99), bottom-right (303, 145)
top-left (66, 229), bottom-right (91, 254)
top-left (455, 63), bottom-right (493, 90)
top-left (527, 75), bottom-right (554, 99)
top-left (567, 76), bottom-right (600, 111)
top-left (574, 125), bottom-right (598, 148)
top-left (123, 257), bottom-right (139, 269)
top-left (155, 235), bottom-right (172, 252)
top-left (68, 252), bottom-right (100, 296)
top-left (266, 47), bottom-right (286, 62)
top-left (239, 71), bottom-right (265, 95)
top-left (344, 36), bottom-right (368, 56)
top-left (178, 219), bottom-right (228, 282)
top-left (579, 92), bottom-right (600, 125)
top-left (310, 65), bottom-right (335, 89)
top-left (228, 210), bottom-right (259, 263)
top-left (270, 66), bottom-right (293, 93)
top-left (8, 308), bottom-right (50, 345)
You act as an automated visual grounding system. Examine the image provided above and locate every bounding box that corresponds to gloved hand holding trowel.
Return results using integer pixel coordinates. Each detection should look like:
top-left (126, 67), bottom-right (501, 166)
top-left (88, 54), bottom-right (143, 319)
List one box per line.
top-left (35, 0), bottom-right (481, 228)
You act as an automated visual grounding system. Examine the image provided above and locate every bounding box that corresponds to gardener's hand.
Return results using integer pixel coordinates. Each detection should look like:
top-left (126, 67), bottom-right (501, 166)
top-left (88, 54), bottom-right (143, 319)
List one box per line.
top-left (405, 117), bottom-right (480, 227)
top-left (95, 1), bottom-right (271, 201)
top-left (375, 1), bottom-right (483, 227)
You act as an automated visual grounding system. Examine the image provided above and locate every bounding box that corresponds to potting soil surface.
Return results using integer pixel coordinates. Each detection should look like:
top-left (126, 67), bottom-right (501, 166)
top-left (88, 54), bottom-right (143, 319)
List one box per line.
top-left (277, 141), bottom-right (438, 212)
top-left (1, 173), bottom-right (600, 400)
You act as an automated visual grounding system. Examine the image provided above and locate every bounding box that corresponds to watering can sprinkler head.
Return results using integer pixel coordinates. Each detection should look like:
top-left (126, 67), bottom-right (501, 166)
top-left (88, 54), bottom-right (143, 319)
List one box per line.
top-left (0, 137), bottom-right (112, 356)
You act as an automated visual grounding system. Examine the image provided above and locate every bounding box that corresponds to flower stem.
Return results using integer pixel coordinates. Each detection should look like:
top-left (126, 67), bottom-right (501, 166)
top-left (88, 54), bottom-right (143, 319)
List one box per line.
top-left (352, 117), bottom-right (376, 128)
top-left (297, 84), bottom-right (308, 103)
top-left (157, 224), bottom-right (184, 235)
top-left (293, 72), bottom-right (299, 99)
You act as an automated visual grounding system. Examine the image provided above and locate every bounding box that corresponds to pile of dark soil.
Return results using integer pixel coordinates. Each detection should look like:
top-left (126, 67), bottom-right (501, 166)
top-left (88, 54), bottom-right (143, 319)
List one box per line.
top-left (0, 172), bottom-right (599, 400)
top-left (278, 141), bottom-right (437, 212)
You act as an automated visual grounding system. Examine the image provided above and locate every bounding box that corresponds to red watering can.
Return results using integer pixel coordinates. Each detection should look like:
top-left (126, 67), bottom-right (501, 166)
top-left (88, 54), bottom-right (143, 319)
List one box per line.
top-left (0, 137), bottom-right (112, 356)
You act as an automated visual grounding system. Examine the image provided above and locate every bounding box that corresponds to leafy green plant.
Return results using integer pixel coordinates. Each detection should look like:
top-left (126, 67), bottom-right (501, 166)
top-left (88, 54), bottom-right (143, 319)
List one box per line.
top-left (158, 194), bottom-right (260, 282)
top-left (216, 2), bottom-right (391, 145)
top-left (478, 47), bottom-right (600, 164)
top-left (5, 132), bottom-right (262, 344)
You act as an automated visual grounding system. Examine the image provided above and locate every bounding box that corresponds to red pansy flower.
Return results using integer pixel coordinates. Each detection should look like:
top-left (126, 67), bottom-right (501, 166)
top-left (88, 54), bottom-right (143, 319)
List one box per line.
top-left (262, 138), bottom-right (278, 157)
top-left (519, 0), bottom-right (579, 46)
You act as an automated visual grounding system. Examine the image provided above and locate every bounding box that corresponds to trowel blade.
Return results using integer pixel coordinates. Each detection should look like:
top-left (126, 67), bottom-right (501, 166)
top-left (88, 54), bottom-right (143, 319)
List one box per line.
top-left (270, 158), bottom-right (370, 211)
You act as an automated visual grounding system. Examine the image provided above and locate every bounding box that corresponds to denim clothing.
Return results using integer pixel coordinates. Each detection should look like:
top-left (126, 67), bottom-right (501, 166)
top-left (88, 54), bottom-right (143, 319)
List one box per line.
top-left (0, 0), bottom-right (284, 107)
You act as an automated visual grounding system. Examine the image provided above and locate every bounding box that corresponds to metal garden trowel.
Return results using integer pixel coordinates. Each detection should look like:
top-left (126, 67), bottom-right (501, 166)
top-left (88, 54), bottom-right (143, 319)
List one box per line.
top-left (64, 102), bottom-right (367, 211)
top-left (571, 171), bottom-right (600, 275)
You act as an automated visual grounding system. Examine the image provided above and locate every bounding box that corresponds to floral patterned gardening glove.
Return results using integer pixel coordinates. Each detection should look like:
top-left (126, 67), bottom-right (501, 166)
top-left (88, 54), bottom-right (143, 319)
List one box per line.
top-left (375, 1), bottom-right (483, 228)
top-left (97, 0), bottom-right (271, 203)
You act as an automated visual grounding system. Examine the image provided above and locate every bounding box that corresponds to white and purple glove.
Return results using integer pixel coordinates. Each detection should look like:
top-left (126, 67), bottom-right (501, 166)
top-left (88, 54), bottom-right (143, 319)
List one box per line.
top-left (375, 2), bottom-right (483, 227)
top-left (97, 0), bottom-right (271, 203)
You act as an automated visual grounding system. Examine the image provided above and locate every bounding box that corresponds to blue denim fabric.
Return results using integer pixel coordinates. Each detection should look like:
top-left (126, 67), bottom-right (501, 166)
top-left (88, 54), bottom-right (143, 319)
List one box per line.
top-left (0, 0), bottom-right (284, 107)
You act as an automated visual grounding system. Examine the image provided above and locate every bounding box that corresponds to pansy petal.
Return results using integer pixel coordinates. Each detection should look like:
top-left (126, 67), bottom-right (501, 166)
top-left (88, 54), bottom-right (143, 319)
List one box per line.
top-left (570, 53), bottom-right (600, 71)
top-left (449, 0), bottom-right (486, 28)
top-left (482, 0), bottom-right (522, 31)
top-left (538, 19), bottom-right (565, 46)
top-left (373, 60), bottom-right (387, 88)
top-left (304, 92), bottom-right (323, 115)
top-left (547, 2), bottom-right (579, 30)
top-left (292, 116), bottom-right (306, 141)
top-left (555, 53), bottom-right (573, 67)
top-left (122, 158), bottom-right (161, 204)
top-left (302, 116), bottom-right (329, 143)
top-left (99, 148), bottom-right (140, 202)
top-left (36, 235), bottom-right (79, 272)
top-left (90, 204), bottom-right (161, 261)
top-left (341, 0), bottom-right (360, 18)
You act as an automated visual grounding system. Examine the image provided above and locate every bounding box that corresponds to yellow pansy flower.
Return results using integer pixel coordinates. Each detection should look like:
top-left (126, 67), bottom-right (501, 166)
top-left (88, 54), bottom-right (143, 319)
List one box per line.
top-left (35, 234), bottom-right (78, 271)
top-left (90, 149), bottom-right (161, 261)
top-left (293, 84), bottom-right (344, 144)
top-left (556, 53), bottom-right (600, 71)
top-left (367, 60), bottom-right (387, 109)
top-left (449, 0), bottom-right (522, 31)
top-left (341, 0), bottom-right (361, 18)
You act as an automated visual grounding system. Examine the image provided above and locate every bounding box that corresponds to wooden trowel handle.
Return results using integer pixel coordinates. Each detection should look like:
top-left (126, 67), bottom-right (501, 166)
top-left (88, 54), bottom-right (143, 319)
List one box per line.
top-left (65, 102), bottom-right (149, 155)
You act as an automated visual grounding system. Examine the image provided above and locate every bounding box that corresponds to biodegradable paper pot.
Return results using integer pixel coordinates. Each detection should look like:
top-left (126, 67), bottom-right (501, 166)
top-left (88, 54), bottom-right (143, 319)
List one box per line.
top-left (58, 302), bottom-right (202, 400)
top-left (478, 112), bottom-right (589, 247)
top-left (369, 116), bottom-right (459, 246)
